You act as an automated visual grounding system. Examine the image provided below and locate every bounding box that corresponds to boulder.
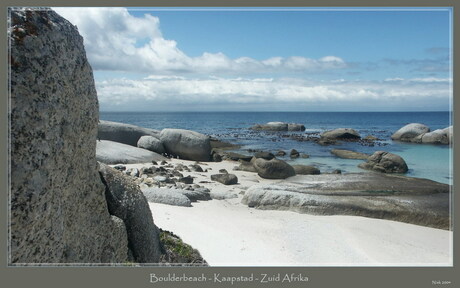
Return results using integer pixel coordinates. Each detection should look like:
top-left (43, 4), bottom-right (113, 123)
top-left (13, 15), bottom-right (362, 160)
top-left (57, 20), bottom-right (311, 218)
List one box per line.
top-left (141, 187), bottom-right (192, 207)
top-left (290, 149), bottom-right (300, 158)
top-left (98, 163), bottom-right (162, 263)
top-left (443, 126), bottom-right (453, 143)
top-left (234, 162), bottom-right (258, 173)
top-left (276, 150), bottom-right (286, 157)
top-left (251, 122), bottom-right (288, 131)
top-left (221, 152), bottom-right (253, 162)
top-left (211, 173), bottom-right (238, 185)
top-left (254, 151), bottom-right (275, 160)
top-left (253, 158), bottom-right (296, 179)
top-left (160, 129), bottom-right (212, 161)
top-left (320, 128), bottom-right (361, 140)
top-left (180, 188), bottom-right (211, 202)
top-left (137, 135), bottom-right (166, 154)
top-left (178, 176), bottom-right (194, 184)
top-left (292, 165), bottom-right (320, 175)
top-left (242, 173), bottom-right (450, 229)
top-left (96, 140), bottom-right (167, 164)
top-left (358, 151), bottom-right (408, 173)
top-left (10, 9), bottom-right (128, 263)
top-left (288, 123), bottom-right (306, 131)
top-left (98, 120), bottom-right (160, 147)
top-left (331, 149), bottom-right (370, 160)
top-left (416, 129), bottom-right (449, 145)
top-left (391, 123), bottom-right (430, 141)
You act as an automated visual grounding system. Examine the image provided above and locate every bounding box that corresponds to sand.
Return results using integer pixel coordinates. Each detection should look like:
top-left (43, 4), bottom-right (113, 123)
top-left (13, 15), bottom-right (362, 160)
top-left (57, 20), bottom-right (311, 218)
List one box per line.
top-left (121, 159), bottom-right (453, 266)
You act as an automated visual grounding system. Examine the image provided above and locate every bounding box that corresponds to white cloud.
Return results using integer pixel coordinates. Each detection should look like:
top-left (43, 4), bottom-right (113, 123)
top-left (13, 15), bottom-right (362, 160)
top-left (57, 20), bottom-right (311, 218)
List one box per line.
top-left (53, 7), bottom-right (346, 74)
top-left (95, 76), bottom-right (451, 110)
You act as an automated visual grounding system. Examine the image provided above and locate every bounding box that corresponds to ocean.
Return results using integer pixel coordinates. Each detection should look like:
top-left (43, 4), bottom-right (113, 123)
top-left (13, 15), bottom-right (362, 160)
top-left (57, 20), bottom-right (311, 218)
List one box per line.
top-left (99, 111), bottom-right (452, 184)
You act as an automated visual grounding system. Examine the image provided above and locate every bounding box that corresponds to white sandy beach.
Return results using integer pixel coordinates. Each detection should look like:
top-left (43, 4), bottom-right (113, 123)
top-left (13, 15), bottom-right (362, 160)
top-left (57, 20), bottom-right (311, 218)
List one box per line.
top-left (123, 159), bottom-right (453, 266)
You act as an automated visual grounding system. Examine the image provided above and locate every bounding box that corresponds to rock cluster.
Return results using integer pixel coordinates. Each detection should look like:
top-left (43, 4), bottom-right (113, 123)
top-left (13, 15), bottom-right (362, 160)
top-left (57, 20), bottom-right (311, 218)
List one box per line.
top-left (98, 122), bottom-right (214, 162)
top-left (250, 122), bottom-right (306, 131)
top-left (98, 120), bottom-right (160, 146)
top-left (391, 123), bottom-right (452, 145)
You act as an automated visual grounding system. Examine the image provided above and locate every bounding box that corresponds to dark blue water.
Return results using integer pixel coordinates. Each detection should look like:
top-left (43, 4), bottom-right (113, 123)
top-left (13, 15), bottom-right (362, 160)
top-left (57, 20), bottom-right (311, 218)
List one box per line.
top-left (100, 111), bottom-right (452, 184)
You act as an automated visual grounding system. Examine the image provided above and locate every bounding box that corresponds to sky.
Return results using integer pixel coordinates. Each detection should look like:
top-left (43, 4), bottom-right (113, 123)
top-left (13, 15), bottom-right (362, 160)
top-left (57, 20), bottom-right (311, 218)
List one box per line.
top-left (53, 7), bottom-right (452, 112)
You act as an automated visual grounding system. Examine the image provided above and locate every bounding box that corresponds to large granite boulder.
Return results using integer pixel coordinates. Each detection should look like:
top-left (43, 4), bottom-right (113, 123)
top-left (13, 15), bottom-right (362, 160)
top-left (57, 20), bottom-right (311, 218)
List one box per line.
top-left (391, 123), bottom-right (430, 141)
top-left (98, 120), bottom-right (160, 147)
top-left (320, 128), bottom-right (361, 140)
top-left (242, 173), bottom-right (450, 229)
top-left (253, 158), bottom-right (296, 179)
top-left (99, 163), bottom-right (161, 263)
top-left (10, 9), bottom-right (127, 263)
top-left (358, 151), bottom-right (408, 173)
top-left (331, 149), bottom-right (370, 160)
top-left (96, 140), bottom-right (167, 164)
top-left (160, 129), bottom-right (212, 161)
top-left (291, 165), bottom-right (320, 175)
top-left (137, 135), bottom-right (166, 154)
top-left (414, 129), bottom-right (450, 145)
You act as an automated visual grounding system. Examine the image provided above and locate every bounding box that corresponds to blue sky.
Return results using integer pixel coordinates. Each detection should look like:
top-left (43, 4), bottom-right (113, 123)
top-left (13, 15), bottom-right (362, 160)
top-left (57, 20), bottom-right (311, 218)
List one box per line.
top-left (54, 7), bottom-right (452, 111)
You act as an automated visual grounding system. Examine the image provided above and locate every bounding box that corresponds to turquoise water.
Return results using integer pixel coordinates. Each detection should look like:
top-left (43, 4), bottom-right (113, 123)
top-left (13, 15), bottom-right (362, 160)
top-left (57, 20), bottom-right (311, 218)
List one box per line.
top-left (100, 111), bottom-right (452, 184)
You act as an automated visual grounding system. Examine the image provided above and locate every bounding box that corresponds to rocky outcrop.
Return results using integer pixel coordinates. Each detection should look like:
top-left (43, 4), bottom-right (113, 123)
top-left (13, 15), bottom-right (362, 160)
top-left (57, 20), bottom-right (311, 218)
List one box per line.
top-left (211, 173), bottom-right (238, 185)
top-left (391, 123), bottom-right (430, 142)
top-left (358, 151), bottom-right (408, 173)
top-left (320, 128), bottom-right (361, 140)
top-left (96, 140), bottom-right (167, 164)
top-left (392, 123), bottom-right (452, 145)
top-left (291, 165), bottom-right (320, 175)
top-left (98, 163), bottom-right (162, 263)
top-left (137, 135), bottom-right (166, 154)
top-left (253, 158), bottom-right (296, 179)
top-left (160, 129), bottom-right (212, 161)
top-left (250, 122), bottom-right (305, 131)
top-left (413, 129), bottom-right (449, 145)
top-left (331, 149), bottom-right (370, 160)
top-left (98, 120), bottom-right (160, 147)
top-left (10, 9), bottom-right (128, 263)
top-left (242, 174), bottom-right (450, 229)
